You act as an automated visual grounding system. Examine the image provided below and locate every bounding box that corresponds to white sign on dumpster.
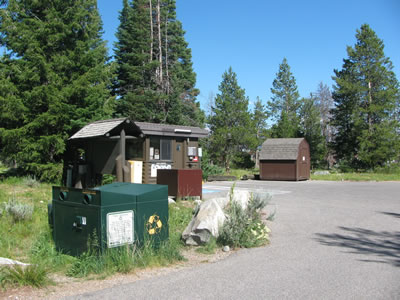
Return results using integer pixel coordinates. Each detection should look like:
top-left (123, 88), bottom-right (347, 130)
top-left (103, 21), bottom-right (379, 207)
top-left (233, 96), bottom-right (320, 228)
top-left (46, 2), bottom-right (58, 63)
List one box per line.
top-left (107, 210), bottom-right (134, 248)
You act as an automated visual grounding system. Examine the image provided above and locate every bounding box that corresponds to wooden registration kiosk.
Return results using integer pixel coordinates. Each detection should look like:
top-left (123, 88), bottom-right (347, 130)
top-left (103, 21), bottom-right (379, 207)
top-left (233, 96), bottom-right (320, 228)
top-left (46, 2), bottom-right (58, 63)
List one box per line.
top-left (64, 118), bottom-right (208, 188)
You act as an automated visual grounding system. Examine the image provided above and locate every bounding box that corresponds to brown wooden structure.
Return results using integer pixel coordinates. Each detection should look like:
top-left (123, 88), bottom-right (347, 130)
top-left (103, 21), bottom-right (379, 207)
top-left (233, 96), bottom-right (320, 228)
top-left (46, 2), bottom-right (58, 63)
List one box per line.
top-left (157, 169), bottom-right (202, 199)
top-left (64, 118), bottom-right (208, 188)
top-left (259, 138), bottom-right (310, 181)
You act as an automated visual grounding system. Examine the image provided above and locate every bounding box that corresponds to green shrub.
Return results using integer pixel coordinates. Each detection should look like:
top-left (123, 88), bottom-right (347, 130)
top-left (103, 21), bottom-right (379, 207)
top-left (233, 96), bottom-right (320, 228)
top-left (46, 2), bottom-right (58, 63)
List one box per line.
top-left (232, 152), bottom-right (255, 169)
top-left (374, 163), bottom-right (400, 174)
top-left (102, 174), bottom-right (117, 185)
top-left (24, 163), bottom-right (62, 183)
top-left (218, 191), bottom-right (271, 248)
top-left (22, 176), bottom-right (40, 188)
top-left (201, 162), bottom-right (224, 180)
top-left (5, 197), bottom-right (34, 222)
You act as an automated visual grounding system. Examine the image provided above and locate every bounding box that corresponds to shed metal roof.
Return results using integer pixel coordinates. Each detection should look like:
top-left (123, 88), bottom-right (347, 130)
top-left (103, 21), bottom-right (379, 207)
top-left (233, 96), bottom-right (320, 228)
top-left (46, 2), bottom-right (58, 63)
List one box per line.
top-left (135, 121), bottom-right (208, 138)
top-left (69, 118), bottom-right (208, 140)
top-left (259, 138), bottom-right (305, 160)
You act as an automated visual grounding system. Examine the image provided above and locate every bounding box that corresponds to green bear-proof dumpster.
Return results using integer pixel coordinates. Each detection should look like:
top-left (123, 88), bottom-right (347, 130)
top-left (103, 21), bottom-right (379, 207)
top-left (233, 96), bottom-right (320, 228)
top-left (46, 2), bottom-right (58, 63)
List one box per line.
top-left (48, 182), bottom-right (168, 256)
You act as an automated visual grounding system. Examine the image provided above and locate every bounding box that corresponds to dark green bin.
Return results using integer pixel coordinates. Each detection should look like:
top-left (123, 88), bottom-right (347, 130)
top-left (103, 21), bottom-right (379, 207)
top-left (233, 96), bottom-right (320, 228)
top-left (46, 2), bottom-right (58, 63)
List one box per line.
top-left (49, 182), bottom-right (168, 256)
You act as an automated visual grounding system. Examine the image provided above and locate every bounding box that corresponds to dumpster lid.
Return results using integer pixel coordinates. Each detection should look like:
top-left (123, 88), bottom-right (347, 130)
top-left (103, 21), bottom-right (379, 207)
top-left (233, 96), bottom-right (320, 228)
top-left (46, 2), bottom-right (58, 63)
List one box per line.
top-left (96, 183), bottom-right (167, 203)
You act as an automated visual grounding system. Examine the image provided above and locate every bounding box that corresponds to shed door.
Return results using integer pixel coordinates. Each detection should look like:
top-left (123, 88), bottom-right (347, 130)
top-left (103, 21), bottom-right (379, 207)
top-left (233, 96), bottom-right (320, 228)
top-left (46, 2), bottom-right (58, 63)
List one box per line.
top-left (174, 140), bottom-right (184, 169)
top-left (298, 146), bottom-right (310, 179)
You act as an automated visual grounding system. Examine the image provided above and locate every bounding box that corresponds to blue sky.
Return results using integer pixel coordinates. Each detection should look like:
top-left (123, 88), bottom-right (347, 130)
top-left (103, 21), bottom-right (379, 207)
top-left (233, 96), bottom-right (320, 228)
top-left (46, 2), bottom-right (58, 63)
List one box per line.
top-left (98, 0), bottom-right (400, 112)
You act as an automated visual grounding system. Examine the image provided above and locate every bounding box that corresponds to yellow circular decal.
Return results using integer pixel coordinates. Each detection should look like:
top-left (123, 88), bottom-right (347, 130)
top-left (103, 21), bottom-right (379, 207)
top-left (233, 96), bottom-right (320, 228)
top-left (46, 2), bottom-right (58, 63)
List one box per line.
top-left (146, 215), bottom-right (162, 235)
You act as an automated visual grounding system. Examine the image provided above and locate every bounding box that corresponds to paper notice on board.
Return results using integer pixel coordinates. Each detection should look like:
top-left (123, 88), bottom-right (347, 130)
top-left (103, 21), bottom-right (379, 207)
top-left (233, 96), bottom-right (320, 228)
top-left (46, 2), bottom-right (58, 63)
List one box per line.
top-left (107, 211), bottom-right (134, 248)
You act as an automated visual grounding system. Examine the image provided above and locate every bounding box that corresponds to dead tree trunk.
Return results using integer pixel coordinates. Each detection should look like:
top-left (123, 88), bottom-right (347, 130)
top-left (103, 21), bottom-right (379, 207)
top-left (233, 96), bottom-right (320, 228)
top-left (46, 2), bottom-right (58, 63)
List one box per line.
top-left (165, 12), bottom-right (169, 94)
top-left (149, 0), bottom-right (153, 63)
top-left (156, 0), bottom-right (163, 88)
top-left (368, 81), bottom-right (373, 132)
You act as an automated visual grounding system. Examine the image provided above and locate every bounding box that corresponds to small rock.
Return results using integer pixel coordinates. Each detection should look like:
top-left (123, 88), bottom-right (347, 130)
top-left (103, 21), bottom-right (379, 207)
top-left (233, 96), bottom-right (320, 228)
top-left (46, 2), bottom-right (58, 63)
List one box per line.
top-left (223, 245), bottom-right (230, 252)
top-left (0, 257), bottom-right (30, 266)
top-left (194, 199), bottom-right (202, 206)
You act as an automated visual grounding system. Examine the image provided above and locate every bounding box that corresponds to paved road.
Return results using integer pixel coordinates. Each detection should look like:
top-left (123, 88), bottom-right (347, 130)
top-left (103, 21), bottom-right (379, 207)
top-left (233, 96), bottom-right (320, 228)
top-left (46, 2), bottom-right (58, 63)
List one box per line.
top-left (69, 180), bottom-right (400, 299)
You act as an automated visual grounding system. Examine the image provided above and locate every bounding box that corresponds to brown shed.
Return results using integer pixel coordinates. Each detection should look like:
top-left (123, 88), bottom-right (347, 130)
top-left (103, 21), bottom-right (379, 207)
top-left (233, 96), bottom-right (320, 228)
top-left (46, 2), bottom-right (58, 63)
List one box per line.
top-left (64, 118), bottom-right (208, 188)
top-left (259, 138), bottom-right (310, 181)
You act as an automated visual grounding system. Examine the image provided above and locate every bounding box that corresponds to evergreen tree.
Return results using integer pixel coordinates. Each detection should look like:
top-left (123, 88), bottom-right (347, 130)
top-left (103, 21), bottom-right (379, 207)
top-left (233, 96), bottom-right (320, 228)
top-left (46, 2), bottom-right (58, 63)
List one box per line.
top-left (113, 0), bottom-right (158, 122)
top-left (331, 24), bottom-right (400, 169)
top-left (114, 0), bottom-right (204, 126)
top-left (0, 0), bottom-right (113, 180)
top-left (208, 67), bottom-right (252, 171)
top-left (251, 97), bottom-right (269, 168)
top-left (299, 96), bottom-right (326, 168)
top-left (267, 58), bottom-right (301, 137)
top-left (252, 96), bottom-right (268, 147)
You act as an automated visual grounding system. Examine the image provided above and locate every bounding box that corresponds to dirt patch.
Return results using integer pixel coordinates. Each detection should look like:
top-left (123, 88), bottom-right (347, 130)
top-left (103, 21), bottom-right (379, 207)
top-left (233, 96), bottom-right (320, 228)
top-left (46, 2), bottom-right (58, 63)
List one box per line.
top-left (0, 247), bottom-right (233, 300)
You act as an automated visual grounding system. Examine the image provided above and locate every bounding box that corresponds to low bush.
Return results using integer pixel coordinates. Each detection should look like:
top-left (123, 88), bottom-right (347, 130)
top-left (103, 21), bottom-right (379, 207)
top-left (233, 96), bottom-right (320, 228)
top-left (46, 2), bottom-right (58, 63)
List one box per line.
top-left (218, 189), bottom-right (271, 248)
top-left (5, 197), bottom-right (34, 222)
top-left (22, 176), bottom-right (40, 188)
top-left (201, 162), bottom-right (224, 180)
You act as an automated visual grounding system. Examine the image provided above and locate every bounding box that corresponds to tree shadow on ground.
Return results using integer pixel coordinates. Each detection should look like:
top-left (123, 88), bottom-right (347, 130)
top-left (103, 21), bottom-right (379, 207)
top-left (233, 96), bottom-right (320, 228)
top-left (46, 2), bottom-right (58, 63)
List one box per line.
top-left (380, 211), bottom-right (400, 219)
top-left (315, 225), bottom-right (400, 267)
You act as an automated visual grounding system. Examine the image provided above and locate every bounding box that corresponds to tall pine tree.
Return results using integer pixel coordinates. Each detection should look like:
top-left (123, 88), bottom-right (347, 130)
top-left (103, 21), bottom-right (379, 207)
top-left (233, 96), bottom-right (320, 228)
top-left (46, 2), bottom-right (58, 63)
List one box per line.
top-left (114, 0), bottom-right (204, 126)
top-left (267, 58), bottom-right (301, 138)
top-left (299, 96), bottom-right (326, 168)
top-left (208, 67), bottom-right (252, 171)
top-left (331, 24), bottom-right (400, 169)
top-left (252, 96), bottom-right (268, 147)
top-left (252, 96), bottom-right (268, 168)
top-left (0, 0), bottom-right (113, 180)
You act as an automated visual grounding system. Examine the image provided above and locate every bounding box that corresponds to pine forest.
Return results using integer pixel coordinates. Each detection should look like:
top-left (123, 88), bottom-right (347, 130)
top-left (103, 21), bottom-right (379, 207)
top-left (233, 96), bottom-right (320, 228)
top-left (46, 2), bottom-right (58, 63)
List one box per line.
top-left (0, 1), bottom-right (399, 180)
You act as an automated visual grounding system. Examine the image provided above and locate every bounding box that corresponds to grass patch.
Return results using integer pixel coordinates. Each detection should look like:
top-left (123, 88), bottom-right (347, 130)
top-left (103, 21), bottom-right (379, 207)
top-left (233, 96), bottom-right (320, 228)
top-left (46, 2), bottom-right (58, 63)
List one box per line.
top-left (196, 237), bottom-right (218, 254)
top-left (311, 171), bottom-right (400, 181)
top-left (0, 264), bottom-right (52, 288)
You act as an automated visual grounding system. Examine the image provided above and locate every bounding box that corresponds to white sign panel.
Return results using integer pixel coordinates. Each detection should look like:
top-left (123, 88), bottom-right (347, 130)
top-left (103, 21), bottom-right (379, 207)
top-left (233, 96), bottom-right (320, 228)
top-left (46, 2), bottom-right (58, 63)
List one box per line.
top-left (107, 210), bottom-right (134, 248)
top-left (151, 163), bottom-right (172, 177)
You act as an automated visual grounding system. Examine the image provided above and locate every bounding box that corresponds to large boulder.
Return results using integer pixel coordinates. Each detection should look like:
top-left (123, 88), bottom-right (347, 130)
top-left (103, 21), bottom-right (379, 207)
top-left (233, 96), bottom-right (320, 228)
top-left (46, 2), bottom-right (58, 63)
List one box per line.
top-left (182, 198), bottom-right (226, 245)
top-left (182, 189), bottom-right (266, 246)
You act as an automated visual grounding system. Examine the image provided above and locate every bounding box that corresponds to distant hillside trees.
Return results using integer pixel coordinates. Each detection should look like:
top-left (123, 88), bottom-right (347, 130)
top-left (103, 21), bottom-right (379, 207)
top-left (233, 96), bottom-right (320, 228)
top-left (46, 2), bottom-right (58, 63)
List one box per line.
top-left (330, 24), bottom-right (400, 169)
top-left (114, 0), bottom-right (204, 126)
top-left (0, 0), bottom-right (113, 181)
